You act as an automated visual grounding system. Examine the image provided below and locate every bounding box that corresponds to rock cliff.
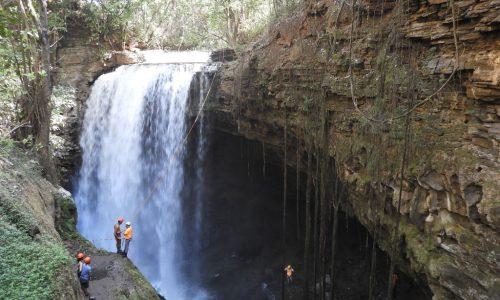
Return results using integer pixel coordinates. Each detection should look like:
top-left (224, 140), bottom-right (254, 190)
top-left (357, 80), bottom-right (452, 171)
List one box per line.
top-left (208, 0), bottom-right (499, 299)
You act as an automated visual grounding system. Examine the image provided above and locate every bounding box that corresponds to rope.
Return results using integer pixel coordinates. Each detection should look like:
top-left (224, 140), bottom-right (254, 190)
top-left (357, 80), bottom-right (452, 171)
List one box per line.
top-left (131, 67), bottom-right (218, 220)
top-left (87, 67), bottom-right (219, 243)
top-left (84, 67), bottom-right (218, 242)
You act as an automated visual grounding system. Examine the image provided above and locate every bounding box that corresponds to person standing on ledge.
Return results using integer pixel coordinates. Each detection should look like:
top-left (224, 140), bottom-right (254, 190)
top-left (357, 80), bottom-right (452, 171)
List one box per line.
top-left (114, 217), bottom-right (124, 254)
top-left (76, 252), bottom-right (85, 278)
top-left (122, 221), bottom-right (133, 258)
top-left (79, 256), bottom-right (92, 297)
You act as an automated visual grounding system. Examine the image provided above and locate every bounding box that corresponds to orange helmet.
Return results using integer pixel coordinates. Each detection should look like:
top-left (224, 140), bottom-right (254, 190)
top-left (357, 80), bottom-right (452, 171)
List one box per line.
top-left (117, 217), bottom-right (124, 223)
top-left (84, 256), bottom-right (91, 264)
top-left (76, 252), bottom-right (85, 260)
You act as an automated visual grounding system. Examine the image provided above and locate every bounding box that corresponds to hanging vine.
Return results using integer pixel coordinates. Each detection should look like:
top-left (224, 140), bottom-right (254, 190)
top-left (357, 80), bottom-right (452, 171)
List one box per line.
top-left (303, 148), bottom-right (313, 299)
top-left (297, 129), bottom-right (301, 241)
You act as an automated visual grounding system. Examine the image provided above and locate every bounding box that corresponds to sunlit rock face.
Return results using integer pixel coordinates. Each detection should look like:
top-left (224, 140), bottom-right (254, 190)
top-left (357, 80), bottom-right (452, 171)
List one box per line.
top-left (207, 0), bottom-right (499, 299)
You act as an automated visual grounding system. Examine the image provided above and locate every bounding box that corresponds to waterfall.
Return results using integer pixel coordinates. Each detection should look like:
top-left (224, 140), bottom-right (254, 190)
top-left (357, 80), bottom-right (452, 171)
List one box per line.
top-left (75, 52), bottom-right (210, 299)
top-left (193, 73), bottom-right (208, 256)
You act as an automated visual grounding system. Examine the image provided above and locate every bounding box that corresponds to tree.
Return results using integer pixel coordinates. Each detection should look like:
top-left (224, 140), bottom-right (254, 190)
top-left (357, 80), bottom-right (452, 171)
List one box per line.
top-left (0, 0), bottom-right (65, 182)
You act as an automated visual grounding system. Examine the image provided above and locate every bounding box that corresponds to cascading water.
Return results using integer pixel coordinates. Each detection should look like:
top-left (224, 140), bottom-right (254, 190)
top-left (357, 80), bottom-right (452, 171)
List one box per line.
top-left (75, 52), bottom-right (211, 299)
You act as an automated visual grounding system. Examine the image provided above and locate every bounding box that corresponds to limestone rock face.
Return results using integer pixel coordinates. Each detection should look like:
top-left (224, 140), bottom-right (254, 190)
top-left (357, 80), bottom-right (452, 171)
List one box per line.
top-left (208, 0), bottom-right (500, 299)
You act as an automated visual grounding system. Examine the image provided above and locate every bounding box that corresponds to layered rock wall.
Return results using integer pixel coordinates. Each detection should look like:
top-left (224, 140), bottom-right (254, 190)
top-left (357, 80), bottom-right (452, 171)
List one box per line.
top-left (209, 0), bottom-right (499, 298)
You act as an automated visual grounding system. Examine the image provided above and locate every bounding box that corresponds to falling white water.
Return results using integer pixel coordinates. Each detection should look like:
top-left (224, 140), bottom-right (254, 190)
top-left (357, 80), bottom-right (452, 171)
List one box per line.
top-left (75, 52), bottom-right (210, 299)
top-left (193, 73), bottom-right (209, 256)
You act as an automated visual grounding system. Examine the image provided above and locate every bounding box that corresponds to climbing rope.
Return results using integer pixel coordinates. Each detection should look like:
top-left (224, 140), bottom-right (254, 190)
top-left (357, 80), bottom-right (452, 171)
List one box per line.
top-left (86, 67), bottom-right (219, 244)
top-left (131, 66), bottom-right (219, 220)
top-left (86, 59), bottom-right (221, 245)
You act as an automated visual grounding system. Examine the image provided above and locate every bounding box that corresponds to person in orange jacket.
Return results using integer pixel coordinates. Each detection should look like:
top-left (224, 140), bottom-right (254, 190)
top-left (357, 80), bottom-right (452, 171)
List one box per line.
top-left (122, 221), bottom-right (133, 258)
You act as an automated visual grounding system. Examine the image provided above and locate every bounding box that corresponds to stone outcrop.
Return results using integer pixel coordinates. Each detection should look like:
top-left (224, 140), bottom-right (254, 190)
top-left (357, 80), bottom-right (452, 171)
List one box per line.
top-left (208, 0), bottom-right (499, 299)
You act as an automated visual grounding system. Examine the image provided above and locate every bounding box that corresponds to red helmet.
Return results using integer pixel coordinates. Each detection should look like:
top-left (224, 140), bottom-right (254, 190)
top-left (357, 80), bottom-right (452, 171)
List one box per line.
top-left (117, 217), bottom-right (124, 223)
top-left (84, 256), bottom-right (91, 264)
top-left (76, 252), bottom-right (85, 260)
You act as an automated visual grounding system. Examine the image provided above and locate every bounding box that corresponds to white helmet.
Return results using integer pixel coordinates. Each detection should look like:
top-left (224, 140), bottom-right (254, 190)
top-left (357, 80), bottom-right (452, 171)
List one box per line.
top-left (125, 221), bottom-right (131, 226)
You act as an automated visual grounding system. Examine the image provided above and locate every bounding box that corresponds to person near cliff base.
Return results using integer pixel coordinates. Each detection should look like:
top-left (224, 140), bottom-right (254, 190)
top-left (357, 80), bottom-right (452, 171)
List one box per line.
top-left (122, 221), bottom-right (133, 258)
top-left (79, 256), bottom-right (92, 297)
top-left (284, 265), bottom-right (294, 284)
top-left (391, 272), bottom-right (399, 298)
top-left (114, 217), bottom-right (124, 253)
top-left (76, 252), bottom-right (85, 278)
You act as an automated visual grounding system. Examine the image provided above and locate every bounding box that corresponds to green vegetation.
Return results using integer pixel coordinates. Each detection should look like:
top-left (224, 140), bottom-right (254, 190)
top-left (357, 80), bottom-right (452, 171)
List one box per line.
top-left (79, 0), bottom-right (301, 51)
top-left (0, 0), bottom-right (300, 151)
top-left (0, 139), bottom-right (71, 299)
top-left (0, 219), bottom-right (70, 299)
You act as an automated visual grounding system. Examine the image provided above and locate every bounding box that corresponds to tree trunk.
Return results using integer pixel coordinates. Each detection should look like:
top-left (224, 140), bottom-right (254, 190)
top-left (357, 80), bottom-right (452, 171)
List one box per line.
top-left (21, 0), bottom-right (57, 182)
top-left (36, 0), bottom-right (56, 182)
